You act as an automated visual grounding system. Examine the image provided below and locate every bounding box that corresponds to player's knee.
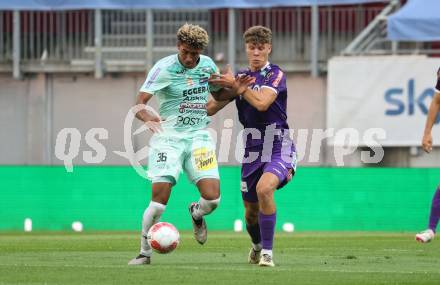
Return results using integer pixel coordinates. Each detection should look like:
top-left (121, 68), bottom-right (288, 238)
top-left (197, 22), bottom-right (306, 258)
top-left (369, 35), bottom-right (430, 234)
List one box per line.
top-left (210, 187), bottom-right (221, 200)
top-left (198, 179), bottom-right (220, 200)
top-left (202, 189), bottom-right (220, 200)
top-left (256, 184), bottom-right (274, 201)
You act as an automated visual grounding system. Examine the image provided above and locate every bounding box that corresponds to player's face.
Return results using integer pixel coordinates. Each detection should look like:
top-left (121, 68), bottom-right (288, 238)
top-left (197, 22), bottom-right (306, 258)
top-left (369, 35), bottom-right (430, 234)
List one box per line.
top-left (177, 42), bottom-right (203, 69)
top-left (245, 42), bottom-right (272, 71)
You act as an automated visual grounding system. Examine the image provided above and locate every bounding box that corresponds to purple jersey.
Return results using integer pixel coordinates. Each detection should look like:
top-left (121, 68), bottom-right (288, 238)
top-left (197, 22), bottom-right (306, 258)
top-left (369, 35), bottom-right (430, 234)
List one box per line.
top-left (235, 63), bottom-right (296, 182)
top-left (235, 62), bottom-right (290, 148)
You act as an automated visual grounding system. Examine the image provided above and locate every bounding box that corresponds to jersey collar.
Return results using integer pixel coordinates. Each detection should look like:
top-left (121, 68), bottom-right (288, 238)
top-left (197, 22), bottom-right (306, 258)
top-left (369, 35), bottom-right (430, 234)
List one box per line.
top-left (249, 61), bottom-right (271, 76)
top-left (175, 54), bottom-right (201, 71)
top-left (261, 61), bottom-right (270, 71)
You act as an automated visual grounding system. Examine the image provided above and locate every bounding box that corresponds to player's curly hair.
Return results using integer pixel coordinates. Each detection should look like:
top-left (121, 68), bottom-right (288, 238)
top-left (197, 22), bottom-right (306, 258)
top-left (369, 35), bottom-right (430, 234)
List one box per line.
top-left (177, 23), bottom-right (209, 50)
top-left (243, 25), bottom-right (272, 44)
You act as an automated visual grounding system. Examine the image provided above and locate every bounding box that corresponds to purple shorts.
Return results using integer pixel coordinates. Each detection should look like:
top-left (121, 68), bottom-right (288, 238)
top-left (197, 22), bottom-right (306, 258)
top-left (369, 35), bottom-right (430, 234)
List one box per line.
top-left (241, 142), bottom-right (296, 203)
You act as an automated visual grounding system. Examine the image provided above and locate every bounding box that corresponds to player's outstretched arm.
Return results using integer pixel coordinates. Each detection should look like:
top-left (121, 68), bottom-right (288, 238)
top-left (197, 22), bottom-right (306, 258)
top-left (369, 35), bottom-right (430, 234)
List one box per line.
top-left (422, 91), bottom-right (440, 153)
top-left (206, 98), bottom-right (231, 116)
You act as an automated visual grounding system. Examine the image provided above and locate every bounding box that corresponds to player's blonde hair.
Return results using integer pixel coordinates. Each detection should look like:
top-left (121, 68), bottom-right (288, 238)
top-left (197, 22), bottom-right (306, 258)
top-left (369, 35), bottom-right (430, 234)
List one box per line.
top-left (177, 23), bottom-right (209, 50)
top-left (243, 25), bottom-right (272, 45)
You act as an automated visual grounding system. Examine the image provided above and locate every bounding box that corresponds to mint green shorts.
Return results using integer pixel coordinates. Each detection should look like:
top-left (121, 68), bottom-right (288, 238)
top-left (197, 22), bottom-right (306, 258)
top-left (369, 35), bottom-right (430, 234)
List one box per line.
top-left (147, 130), bottom-right (219, 185)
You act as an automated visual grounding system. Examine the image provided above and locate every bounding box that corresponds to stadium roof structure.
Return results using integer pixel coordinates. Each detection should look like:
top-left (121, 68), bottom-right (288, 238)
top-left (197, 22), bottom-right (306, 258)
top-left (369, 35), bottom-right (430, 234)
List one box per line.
top-left (387, 0), bottom-right (440, 41)
top-left (0, 0), bottom-right (389, 10)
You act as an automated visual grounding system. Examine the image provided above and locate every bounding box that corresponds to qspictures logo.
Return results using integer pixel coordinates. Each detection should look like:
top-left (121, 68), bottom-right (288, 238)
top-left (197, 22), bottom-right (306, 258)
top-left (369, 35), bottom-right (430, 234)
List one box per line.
top-left (54, 105), bottom-right (387, 178)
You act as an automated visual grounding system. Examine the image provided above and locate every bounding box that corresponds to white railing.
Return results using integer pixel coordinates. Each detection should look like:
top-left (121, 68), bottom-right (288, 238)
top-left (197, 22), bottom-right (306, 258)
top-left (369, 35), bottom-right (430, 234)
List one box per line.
top-left (0, 5), bottom-right (391, 78)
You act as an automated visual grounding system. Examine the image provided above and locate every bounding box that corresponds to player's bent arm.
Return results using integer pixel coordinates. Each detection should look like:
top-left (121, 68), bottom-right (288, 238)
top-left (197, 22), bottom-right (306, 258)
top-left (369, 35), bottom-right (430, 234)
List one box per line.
top-left (423, 91), bottom-right (440, 136)
top-left (242, 86), bottom-right (277, 112)
top-left (134, 92), bottom-right (159, 122)
top-left (211, 88), bottom-right (237, 101)
top-left (207, 98), bottom-right (231, 116)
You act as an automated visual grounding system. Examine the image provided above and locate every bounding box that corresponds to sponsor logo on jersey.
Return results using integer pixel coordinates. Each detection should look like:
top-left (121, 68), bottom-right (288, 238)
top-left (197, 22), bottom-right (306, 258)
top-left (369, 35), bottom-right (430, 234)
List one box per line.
top-left (183, 95), bottom-right (205, 102)
top-left (263, 71), bottom-right (274, 85)
top-left (187, 77), bottom-right (194, 86)
top-left (178, 102), bottom-right (206, 113)
top-left (265, 71), bottom-right (274, 79)
top-left (199, 77), bottom-right (208, 84)
top-left (182, 86), bottom-right (208, 96)
top-left (176, 116), bottom-right (204, 126)
top-left (272, 70), bottom-right (283, 87)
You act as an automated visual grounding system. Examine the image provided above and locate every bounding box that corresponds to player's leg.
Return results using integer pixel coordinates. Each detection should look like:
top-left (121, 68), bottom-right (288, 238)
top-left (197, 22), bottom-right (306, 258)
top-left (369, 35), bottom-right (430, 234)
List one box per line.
top-left (189, 178), bottom-right (220, 244)
top-left (244, 200), bottom-right (262, 263)
top-left (428, 185), bottom-right (440, 233)
top-left (255, 172), bottom-right (279, 267)
top-left (241, 169), bottom-right (263, 264)
top-left (416, 185), bottom-right (440, 243)
top-left (256, 145), bottom-right (295, 267)
top-left (185, 131), bottom-right (220, 244)
top-left (129, 182), bottom-right (172, 265)
top-left (129, 134), bottom-right (183, 264)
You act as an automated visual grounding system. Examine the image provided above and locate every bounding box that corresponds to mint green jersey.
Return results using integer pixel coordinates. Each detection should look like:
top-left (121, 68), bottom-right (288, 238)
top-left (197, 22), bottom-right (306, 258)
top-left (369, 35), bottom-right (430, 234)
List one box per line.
top-left (140, 54), bottom-right (220, 133)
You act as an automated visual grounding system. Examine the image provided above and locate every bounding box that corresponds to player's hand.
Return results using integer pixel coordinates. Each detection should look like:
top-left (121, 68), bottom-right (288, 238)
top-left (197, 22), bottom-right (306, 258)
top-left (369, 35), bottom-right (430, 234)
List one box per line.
top-left (233, 75), bottom-right (256, 95)
top-left (209, 73), bottom-right (235, 88)
top-left (209, 65), bottom-right (236, 88)
top-left (422, 133), bottom-right (433, 153)
top-left (145, 116), bottom-right (163, 133)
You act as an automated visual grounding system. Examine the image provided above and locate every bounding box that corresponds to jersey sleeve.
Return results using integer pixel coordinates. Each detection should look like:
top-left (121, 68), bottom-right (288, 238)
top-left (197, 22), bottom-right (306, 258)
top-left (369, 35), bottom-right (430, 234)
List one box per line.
top-left (261, 68), bottom-right (286, 95)
top-left (139, 64), bottom-right (171, 95)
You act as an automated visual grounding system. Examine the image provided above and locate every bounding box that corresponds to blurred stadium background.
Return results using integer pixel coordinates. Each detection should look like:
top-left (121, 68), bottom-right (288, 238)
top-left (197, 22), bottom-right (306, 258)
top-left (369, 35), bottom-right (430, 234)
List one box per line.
top-left (0, 0), bottom-right (439, 233)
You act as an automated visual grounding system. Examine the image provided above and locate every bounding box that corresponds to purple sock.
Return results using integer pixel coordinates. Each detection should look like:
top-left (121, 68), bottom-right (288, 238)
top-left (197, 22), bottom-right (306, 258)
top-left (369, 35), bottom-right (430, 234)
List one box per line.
top-left (246, 223), bottom-right (261, 245)
top-left (259, 212), bottom-right (276, 250)
top-left (428, 187), bottom-right (440, 233)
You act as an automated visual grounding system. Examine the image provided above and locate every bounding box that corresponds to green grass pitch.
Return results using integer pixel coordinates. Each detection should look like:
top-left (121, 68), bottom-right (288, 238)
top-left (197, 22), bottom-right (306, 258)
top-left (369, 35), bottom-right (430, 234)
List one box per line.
top-left (0, 232), bottom-right (439, 284)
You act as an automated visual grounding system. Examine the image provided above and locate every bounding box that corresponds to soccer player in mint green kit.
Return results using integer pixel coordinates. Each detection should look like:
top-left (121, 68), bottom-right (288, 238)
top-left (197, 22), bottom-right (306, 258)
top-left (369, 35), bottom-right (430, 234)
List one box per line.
top-left (415, 67), bottom-right (440, 243)
top-left (128, 24), bottom-right (222, 265)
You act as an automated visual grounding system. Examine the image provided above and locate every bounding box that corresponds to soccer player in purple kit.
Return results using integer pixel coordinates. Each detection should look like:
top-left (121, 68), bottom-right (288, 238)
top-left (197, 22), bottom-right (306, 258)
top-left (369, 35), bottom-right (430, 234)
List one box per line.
top-left (208, 26), bottom-right (296, 267)
top-left (415, 67), bottom-right (440, 243)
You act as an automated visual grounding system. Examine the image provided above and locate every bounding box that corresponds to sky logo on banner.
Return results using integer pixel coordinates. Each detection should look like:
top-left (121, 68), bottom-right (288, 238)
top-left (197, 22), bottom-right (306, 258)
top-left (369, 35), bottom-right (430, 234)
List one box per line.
top-left (384, 79), bottom-right (440, 124)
